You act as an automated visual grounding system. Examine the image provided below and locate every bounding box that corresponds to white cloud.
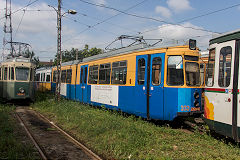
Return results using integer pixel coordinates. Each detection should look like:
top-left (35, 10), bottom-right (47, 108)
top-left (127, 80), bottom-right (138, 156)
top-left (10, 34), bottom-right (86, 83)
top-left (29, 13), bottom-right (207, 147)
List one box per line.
top-left (91, 0), bottom-right (107, 11)
top-left (142, 22), bottom-right (211, 50)
top-left (155, 6), bottom-right (172, 19)
top-left (167, 0), bottom-right (193, 13)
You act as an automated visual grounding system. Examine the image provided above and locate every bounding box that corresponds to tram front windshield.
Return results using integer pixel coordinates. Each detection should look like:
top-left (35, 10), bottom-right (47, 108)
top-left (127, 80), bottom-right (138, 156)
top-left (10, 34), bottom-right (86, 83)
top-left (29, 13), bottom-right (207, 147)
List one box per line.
top-left (167, 56), bottom-right (184, 86)
top-left (16, 67), bottom-right (29, 81)
top-left (167, 55), bottom-right (200, 87)
top-left (185, 62), bottom-right (200, 86)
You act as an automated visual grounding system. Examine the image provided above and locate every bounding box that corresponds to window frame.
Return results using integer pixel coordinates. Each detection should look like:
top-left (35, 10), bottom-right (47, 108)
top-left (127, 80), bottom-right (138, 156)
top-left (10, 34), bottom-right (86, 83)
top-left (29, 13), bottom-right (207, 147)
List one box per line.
top-left (218, 46), bottom-right (232, 88)
top-left (137, 58), bottom-right (146, 85)
top-left (167, 56), bottom-right (184, 86)
top-left (151, 57), bottom-right (162, 86)
top-left (88, 65), bottom-right (99, 84)
top-left (111, 60), bottom-right (127, 85)
top-left (99, 63), bottom-right (111, 84)
top-left (206, 48), bottom-right (216, 87)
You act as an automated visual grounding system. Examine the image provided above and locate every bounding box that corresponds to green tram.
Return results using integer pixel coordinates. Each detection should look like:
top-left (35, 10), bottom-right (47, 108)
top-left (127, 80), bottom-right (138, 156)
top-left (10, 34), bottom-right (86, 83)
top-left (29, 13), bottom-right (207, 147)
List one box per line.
top-left (0, 57), bottom-right (35, 102)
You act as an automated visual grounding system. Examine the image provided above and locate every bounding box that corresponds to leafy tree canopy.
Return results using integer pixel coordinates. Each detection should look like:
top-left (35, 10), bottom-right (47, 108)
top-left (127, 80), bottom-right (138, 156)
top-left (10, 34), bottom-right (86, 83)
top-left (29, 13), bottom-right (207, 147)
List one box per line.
top-left (54, 44), bottom-right (103, 65)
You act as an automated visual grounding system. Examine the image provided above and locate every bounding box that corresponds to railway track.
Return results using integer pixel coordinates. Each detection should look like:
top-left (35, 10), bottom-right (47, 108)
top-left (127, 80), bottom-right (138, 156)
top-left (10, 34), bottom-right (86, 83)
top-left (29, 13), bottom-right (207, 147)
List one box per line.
top-left (15, 107), bottom-right (102, 160)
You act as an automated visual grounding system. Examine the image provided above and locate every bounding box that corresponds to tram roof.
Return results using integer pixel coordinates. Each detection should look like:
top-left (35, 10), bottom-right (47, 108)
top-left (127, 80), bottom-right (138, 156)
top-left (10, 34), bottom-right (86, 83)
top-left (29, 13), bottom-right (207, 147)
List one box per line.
top-left (59, 42), bottom-right (194, 67)
top-left (210, 29), bottom-right (240, 45)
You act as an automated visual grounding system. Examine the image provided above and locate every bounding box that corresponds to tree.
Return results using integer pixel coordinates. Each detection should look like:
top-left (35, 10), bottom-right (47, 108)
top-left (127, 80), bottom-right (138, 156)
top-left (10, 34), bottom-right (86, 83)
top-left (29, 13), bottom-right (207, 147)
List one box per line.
top-left (22, 49), bottom-right (41, 68)
top-left (54, 44), bottom-right (103, 65)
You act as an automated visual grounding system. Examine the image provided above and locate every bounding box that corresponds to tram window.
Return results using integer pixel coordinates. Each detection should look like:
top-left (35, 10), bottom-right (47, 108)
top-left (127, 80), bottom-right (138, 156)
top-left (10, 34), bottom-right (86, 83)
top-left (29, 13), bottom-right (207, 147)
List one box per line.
top-left (4, 67), bottom-right (7, 80)
top-left (99, 63), bottom-right (111, 84)
top-left (184, 55), bottom-right (199, 61)
top-left (111, 60), bottom-right (127, 85)
top-left (46, 74), bottom-right (50, 82)
top-left (200, 64), bottom-right (205, 85)
top-left (0, 68), bottom-right (1, 80)
top-left (66, 69), bottom-right (72, 83)
top-left (29, 68), bottom-right (32, 81)
top-left (36, 73), bottom-right (40, 81)
top-left (88, 65), bottom-right (98, 84)
top-left (186, 62), bottom-right (200, 86)
top-left (80, 68), bottom-right (83, 83)
top-left (218, 46), bottom-right (232, 87)
top-left (11, 67), bottom-right (14, 80)
top-left (167, 56), bottom-right (184, 86)
top-left (152, 57), bottom-right (162, 85)
top-left (8, 68), bottom-right (10, 80)
top-left (84, 67), bottom-right (87, 83)
top-left (206, 48), bottom-right (216, 87)
top-left (138, 58), bottom-right (145, 85)
top-left (61, 70), bottom-right (66, 83)
top-left (41, 73), bottom-right (45, 82)
top-left (16, 67), bottom-right (29, 81)
top-left (53, 71), bottom-right (57, 82)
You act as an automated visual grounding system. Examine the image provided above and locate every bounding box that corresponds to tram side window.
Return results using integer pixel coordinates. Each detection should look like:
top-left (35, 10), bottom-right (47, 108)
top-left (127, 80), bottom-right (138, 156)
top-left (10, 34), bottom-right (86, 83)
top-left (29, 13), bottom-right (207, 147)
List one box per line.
top-left (111, 61), bottom-right (127, 85)
top-left (138, 58), bottom-right (145, 85)
top-left (206, 48), bottom-right (216, 87)
top-left (99, 63), bottom-right (111, 84)
top-left (152, 57), bottom-right (162, 85)
top-left (167, 56), bottom-right (184, 86)
top-left (88, 65), bottom-right (99, 84)
top-left (80, 68), bottom-right (83, 83)
top-left (36, 73), bottom-right (40, 81)
top-left (66, 69), bottom-right (72, 83)
top-left (46, 74), bottom-right (50, 82)
top-left (218, 46), bottom-right (232, 87)
top-left (11, 67), bottom-right (14, 80)
top-left (41, 73), bottom-right (45, 82)
top-left (84, 67), bottom-right (87, 83)
top-left (53, 71), bottom-right (57, 82)
top-left (8, 68), bottom-right (10, 80)
top-left (4, 67), bottom-right (7, 80)
top-left (61, 70), bottom-right (66, 83)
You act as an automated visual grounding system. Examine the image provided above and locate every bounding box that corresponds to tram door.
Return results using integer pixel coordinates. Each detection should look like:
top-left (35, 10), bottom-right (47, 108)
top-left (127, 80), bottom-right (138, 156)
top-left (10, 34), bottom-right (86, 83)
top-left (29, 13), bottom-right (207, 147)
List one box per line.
top-left (136, 53), bottom-right (165, 119)
top-left (80, 65), bottom-right (88, 103)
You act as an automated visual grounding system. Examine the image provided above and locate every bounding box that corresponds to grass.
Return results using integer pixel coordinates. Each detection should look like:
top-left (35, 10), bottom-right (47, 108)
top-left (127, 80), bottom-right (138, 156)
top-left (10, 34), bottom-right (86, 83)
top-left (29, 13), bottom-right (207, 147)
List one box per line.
top-left (0, 105), bottom-right (37, 160)
top-left (32, 92), bottom-right (240, 160)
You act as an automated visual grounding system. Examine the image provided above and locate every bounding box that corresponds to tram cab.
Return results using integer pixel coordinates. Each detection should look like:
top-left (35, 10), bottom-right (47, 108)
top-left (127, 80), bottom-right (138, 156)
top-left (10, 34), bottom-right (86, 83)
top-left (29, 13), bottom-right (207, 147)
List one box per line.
top-left (204, 29), bottom-right (240, 141)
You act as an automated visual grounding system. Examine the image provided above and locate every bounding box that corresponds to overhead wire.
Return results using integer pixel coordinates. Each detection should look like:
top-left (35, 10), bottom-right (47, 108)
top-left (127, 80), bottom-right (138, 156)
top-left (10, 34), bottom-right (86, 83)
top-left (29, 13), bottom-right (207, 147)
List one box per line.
top-left (78, 0), bottom-right (219, 34)
top-left (14, 0), bottom-right (33, 40)
top-left (139, 3), bottom-right (240, 35)
top-left (59, 0), bottom-right (149, 45)
top-left (0, 0), bottom-right (40, 20)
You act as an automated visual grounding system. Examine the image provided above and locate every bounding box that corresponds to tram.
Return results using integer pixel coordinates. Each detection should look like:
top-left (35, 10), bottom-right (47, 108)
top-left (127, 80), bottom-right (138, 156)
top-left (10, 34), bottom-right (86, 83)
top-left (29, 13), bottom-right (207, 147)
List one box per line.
top-left (204, 29), bottom-right (240, 141)
top-left (0, 57), bottom-right (35, 101)
top-left (35, 67), bottom-right (52, 92)
top-left (49, 39), bottom-right (203, 121)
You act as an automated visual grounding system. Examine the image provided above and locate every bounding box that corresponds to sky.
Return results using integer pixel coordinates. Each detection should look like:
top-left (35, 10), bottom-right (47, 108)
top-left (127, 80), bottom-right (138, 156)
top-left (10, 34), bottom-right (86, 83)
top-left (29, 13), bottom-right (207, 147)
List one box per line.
top-left (0, 0), bottom-right (240, 61)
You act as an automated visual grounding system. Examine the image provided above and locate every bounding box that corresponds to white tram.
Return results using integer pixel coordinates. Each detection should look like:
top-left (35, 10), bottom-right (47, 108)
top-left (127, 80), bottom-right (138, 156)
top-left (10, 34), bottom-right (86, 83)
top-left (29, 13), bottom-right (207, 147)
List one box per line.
top-left (204, 29), bottom-right (240, 141)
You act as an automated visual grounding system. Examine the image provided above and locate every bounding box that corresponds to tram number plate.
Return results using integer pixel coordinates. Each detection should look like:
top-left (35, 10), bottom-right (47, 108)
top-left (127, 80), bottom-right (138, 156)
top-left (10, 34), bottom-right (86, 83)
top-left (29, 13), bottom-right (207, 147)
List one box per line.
top-left (191, 107), bottom-right (200, 111)
top-left (17, 93), bottom-right (25, 96)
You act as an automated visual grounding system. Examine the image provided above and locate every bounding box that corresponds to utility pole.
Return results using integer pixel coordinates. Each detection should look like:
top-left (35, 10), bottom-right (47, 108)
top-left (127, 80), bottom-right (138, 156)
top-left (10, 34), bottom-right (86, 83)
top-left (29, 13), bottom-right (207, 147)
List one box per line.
top-left (56, 0), bottom-right (62, 101)
top-left (2, 0), bottom-right (13, 60)
top-left (49, 1), bottom-right (76, 101)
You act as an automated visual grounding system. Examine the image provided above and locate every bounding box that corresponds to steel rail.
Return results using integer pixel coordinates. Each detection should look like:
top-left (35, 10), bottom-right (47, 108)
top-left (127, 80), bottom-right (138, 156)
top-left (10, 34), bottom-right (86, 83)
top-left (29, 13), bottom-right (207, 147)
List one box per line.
top-left (15, 112), bottom-right (48, 160)
top-left (36, 111), bottom-right (102, 160)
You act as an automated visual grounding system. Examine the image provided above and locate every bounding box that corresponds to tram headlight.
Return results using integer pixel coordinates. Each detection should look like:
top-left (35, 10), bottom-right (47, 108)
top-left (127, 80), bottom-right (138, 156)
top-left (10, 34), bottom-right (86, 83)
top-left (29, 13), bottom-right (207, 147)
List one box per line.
top-left (194, 92), bottom-right (199, 99)
top-left (19, 87), bottom-right (25, 93)
top-left (194, 100), bottom-right (199, 107)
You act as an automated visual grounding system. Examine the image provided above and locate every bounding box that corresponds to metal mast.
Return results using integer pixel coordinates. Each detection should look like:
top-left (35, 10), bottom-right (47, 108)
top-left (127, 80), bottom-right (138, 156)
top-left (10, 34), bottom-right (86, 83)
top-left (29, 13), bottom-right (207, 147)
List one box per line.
top-left (2, 0), bottom-right (13, 60)
top-left (56, 0), bottom-right (62, 100)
